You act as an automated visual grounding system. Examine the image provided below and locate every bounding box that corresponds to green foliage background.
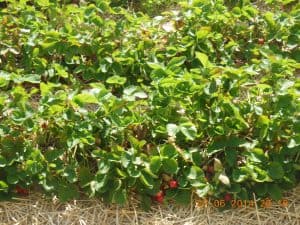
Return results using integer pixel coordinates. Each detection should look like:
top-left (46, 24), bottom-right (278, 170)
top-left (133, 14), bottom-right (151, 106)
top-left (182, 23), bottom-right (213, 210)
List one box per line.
top-left (0, 0), bottom-right (299, 208)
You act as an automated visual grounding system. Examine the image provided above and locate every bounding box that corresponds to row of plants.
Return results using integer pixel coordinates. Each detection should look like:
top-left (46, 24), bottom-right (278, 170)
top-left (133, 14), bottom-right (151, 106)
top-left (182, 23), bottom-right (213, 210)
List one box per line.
top-left (0, 0), bottom-right (299, 209)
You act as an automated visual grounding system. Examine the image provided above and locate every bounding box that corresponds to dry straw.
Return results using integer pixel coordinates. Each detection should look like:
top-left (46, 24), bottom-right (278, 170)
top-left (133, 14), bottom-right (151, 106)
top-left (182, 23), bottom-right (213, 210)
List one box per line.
top-left (0, 185), bottom-right (299, 225)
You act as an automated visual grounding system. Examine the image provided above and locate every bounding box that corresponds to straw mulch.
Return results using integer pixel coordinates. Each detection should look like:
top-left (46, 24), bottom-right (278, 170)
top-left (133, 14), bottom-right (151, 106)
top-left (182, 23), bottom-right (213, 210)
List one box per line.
top-left (0, 185), bottom-right (299, 225)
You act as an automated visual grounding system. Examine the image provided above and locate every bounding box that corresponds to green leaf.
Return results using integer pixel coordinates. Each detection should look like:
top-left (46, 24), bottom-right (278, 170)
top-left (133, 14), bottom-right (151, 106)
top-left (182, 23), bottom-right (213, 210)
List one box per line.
top-left (224, 101), bottom-right (249, 129)
top-left (97, 159), bottom-right (111, 174)
top-left (161, 144), bottom-right (177, 158)
top-left (245, 148), bottom-right (268, 163)
top-left (15, 74), bottom-right (41, 84)
top-left (252, 166), bottom-right (271, 182)
top-left (232, 7), bottom-right (241, 16)
top-left (268, 162), bottom-right (284, 179)
top-left (165, 189), bottom-right (177, 199)
top-left (7, 173), bottom-right (19, 184)
top-left (25, 160), bottom-right (43, 175)
top-left (176, 174), bottom-right (187, 187)
top-left (57, 184), bottom-right (79, 202)
top-left (254, 183), bottom-right (268, 196)
top-left (92, 174), bottom-right (108, 192)
top-left (149, 156), bottom-right (161, 174)
top-left (143, 168), bottom-right (158, 179)
top-left (0, 71), bottom-right (11, 87)
top-left (179, 123), bottom-right (197, 140)
top-left (73, 93), bottom-right (98, 105)
top-left (196, 26), bottom-right (211, 39)
top-left (195, 183), bottom-right (211, 197)
top-left (187, 166), bottom-right (204, 180)
top-left (207, 137), bottom-right (248, 156)
top-left (113, 189), bottom-right (127, 205)
top-left (146, 62), bottom-right (164, 70)
top-left (238, 187), bottom-right (249, 200)
top-left (175, 189), bottom-right (191, 205)
top-left (121, 153), bottom-right (131, 168)
top-left (162, 158), bottom-right (178, 174)
top-left (225, 149), bottom-right (237, 167)
top-left (195, 52), bottom-right (211, 68)
top-left (78, 167), bottom-right (93, 188)
top-left (268, 184), bottom-right (282, 201)
top-left (264, 12), bottom-right (276, 28)
top-left (191, 151), bottom-right (202, 165)
top-left (106, 75), bottom-right (127, 85)
top-left (0, 181), bottom-right (8, 191)
top-left (37, 0), bottom-right (50, 7)
top-left (40, 82), bottom-right (59, 96)
top-left (45, 149), bottom-right (64, 162)
top-left (54, 64), bottom-right (68, 78)
top-left (127, 165), bottom-right (141, 178)
top-left (112, 179), bottom-right (122, 192)
top-left (139, 171), bottom-right (154, 188)
top-left (232, 168), bottom-right (249, 182)
top-left (229, 183), bottom-right (241, 193)
top-left (0, 155), bottom-right (7, 167)
top-left (40, 41), bottom-right (57, 50)
top-left (166, 123), bottom-right (179, 137)
top-left (257, 115), bottom-right (270, 127)
top-left (167, 56), bottom-right (186, 68)
top-left (63, 165), bottom-right (78, 183)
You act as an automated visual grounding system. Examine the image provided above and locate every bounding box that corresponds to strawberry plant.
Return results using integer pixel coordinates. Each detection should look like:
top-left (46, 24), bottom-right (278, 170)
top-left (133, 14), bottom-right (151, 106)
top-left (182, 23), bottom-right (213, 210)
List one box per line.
top-left (0, 0), bottom-right (299, 209)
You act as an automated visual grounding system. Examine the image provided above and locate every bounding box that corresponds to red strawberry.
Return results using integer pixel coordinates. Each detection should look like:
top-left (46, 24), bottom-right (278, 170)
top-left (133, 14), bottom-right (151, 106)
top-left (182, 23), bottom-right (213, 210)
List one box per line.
top-left (16, 186), bottom-right (29, 196)
top-left (153, 191), bottom-right (164, 203)
top-left (169, 180), bottom-right (178, 189)
top-left (224, 193), bottom-right (232, 202)
top-left (155, 195), bottom-right (164, 203)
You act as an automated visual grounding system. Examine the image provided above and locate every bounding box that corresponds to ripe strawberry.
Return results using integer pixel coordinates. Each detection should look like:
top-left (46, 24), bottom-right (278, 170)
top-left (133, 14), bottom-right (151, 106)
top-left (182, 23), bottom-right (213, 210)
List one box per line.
top-left (224, 193), bottom-right (232, 202)
top-left (153, 191), bottom-right (164, 203)
top-left (258, 38), bottom-right (265, 45)
top-left (169, 180), bottom-right (178, 189)
top-left (155, 195), bottom-right (164, 203)
top-left (16, 186), bottom-right (29, 196)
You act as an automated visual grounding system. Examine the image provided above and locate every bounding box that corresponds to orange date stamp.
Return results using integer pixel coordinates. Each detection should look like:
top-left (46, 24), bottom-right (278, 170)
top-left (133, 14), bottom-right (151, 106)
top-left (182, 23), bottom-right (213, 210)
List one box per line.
top-left (195, 198), bottom-right (290, 209)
